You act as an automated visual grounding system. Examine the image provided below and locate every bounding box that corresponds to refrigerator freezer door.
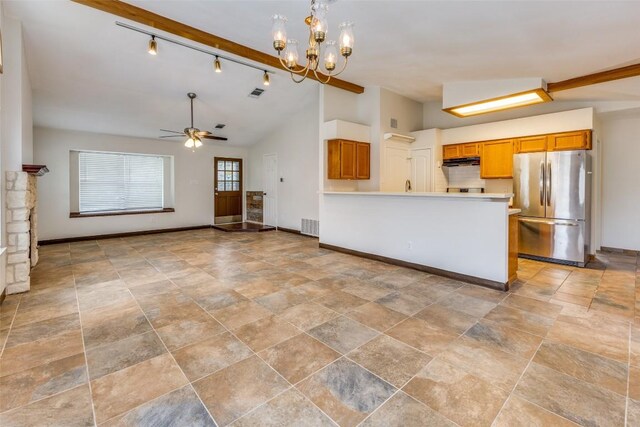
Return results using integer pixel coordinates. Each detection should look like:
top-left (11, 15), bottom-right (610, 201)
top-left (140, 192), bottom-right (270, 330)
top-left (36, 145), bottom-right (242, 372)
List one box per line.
top-left (514, 152), bottom-right (546, 218)
top-left (518, 217), bottom-right (587, 264)
top-left (546, 150), bottom-right (587, 220)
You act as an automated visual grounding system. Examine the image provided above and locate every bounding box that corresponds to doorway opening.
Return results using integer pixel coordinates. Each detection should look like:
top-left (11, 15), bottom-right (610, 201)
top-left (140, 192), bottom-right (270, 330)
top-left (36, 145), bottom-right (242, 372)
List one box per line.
top-left (214, 157), bottom-right (243, 224)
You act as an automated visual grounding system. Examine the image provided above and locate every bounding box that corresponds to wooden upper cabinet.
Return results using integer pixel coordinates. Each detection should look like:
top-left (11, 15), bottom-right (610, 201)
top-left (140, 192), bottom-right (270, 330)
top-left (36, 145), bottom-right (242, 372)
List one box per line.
top-left (548, 130), bottom-right (592, 151)
top-left (355, 142), bottom-right (370, 179)
top-left (443, 144), bottom-right (462, 160)
top-left (460, 143), bottom-right (479, 157)
top-left (327, 139), bottom-right (370, 180)
top-left (480, 139), bottom-right (514, 179)
top-left (515, 135), bottom-right (547, 153)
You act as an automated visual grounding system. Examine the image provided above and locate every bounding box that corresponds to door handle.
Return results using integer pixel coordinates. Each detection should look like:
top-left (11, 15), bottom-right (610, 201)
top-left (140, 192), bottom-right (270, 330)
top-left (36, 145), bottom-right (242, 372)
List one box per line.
top-left (215, 193), bottom-right (219, 196)
top-left (519, 218), bottom-right (580, 226)
top-left (546, 161), bottom-right (552, 206)
top-left (539, 161), bottom-right (544, 206)
top-left (263, 192), bottom-right (267, 196)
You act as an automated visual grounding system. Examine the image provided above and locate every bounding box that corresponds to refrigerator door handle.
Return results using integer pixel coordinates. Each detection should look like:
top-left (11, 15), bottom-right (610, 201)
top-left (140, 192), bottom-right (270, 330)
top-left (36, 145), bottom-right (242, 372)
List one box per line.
top-left (539, 161), bottom-right (545, 206)
top-left (519, 217), bottom-right (580, 226)
top-left (546, 161), bottom-right (552, 206)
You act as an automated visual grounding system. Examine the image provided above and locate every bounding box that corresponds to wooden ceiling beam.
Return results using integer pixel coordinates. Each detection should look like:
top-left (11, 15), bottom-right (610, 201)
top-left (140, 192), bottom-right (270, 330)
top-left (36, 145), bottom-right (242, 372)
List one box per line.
top-left (547, 63), bottom-right (640, 93)
top-left (72, 0), bottom-right (365, 94)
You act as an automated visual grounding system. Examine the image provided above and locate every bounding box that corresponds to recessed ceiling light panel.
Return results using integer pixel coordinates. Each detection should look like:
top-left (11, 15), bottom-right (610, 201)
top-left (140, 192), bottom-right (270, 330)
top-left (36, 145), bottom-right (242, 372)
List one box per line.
top-left (443, 88), bottom-right (553, 117)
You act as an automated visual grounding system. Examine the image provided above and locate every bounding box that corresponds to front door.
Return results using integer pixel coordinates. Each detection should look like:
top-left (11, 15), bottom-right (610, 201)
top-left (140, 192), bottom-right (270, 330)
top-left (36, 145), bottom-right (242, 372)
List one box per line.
top-left (214, 157), bottom-right (243, 224)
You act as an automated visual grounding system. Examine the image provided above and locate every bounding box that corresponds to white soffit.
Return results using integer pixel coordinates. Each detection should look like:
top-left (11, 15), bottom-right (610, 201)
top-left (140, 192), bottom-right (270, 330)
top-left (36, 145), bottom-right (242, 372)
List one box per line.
top-left (442, 78), bottom-right (548, 110)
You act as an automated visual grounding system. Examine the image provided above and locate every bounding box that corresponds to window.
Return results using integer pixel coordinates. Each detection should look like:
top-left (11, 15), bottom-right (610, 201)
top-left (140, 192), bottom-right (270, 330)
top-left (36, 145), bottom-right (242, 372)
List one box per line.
top-left (216, 159), bottom-right (241, 192)
top-left (78, 151), bottom-right (164, 213)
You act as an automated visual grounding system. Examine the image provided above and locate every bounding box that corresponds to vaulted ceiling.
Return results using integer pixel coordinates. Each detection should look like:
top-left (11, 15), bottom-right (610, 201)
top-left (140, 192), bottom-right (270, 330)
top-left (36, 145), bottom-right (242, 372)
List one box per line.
top-left (5, 0), bottom-right (640, 145)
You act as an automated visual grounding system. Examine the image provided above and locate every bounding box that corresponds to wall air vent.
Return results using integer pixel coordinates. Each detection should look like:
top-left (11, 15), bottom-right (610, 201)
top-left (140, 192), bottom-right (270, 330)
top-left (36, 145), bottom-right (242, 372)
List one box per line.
top-left (248, 88), bottom-right (265, 98)
top-left (301, 219), bottom-right (319, 237)
top-left (215, 124), bottom-right (226, 129)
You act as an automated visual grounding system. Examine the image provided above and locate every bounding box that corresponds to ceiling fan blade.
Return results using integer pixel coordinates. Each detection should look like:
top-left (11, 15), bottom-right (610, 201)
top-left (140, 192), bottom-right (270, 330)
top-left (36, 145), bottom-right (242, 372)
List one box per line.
top-left (201, 135), bottom-right (228, 141)
top-left (159, 135), bottom-right (185, 138)
top-left (195, 130), bottom-right (212, 136)
top-left (159, 129), bottom-right (184, 134)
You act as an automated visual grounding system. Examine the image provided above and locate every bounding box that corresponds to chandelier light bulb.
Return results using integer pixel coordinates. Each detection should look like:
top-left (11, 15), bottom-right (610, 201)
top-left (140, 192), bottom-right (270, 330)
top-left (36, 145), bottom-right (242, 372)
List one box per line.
top-left (271, 15), bottom-right (288, 51)
top-left (148, 35), bottom-right (157, 55)
top-left (324, 41), bottom-right (337, 72)
top-left (339, 21), bottom-right (354, 56)
top-left (214, 56), bottom-right (222, 73)
top-left (283, 39), bottom-right (299, 69)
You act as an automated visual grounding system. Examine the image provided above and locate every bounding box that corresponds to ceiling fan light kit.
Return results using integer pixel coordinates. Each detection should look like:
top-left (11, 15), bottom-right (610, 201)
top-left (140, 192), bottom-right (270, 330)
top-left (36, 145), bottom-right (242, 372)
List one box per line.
top-left (271, 0), bottom-right (354, 84)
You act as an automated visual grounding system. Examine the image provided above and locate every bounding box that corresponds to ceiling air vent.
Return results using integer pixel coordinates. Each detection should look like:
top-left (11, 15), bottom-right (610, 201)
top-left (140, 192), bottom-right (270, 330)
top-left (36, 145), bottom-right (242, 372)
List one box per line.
top-left (215, 124), bottom-right (226, 129)
top-left (248, 88), bottom-right (265, 98)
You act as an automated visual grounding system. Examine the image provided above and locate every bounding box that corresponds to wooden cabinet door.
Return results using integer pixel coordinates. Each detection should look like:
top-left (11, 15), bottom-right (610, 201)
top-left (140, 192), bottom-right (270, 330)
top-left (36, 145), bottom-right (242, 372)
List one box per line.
top-left (461, 143), bottom-right (479, 157)
top-left (515, 136), bottom-right (547, 153)
top-left (340, 140), bottom-right (357, 179)
top-left (443, 144), bottom-right (461, 160)
top-left (327, 139), bottom-right (341, 179)
top-left (356, 142), bottom-right (370, 179)
top-left (548, 130), bottom-right (591, 151)
top-left (480, 139), bottom-right (514, 179)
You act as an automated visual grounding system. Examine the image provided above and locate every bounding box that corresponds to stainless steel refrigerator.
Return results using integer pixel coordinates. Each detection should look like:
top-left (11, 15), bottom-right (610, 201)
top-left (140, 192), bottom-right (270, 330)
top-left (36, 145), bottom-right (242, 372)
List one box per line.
top-left (513, 150), bottom-right (591, 266)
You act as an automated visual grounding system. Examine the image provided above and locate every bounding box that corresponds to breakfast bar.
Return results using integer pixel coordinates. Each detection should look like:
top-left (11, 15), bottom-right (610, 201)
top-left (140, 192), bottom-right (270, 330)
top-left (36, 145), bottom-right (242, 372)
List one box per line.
top-left (320, 191), bottom-right (518, 290)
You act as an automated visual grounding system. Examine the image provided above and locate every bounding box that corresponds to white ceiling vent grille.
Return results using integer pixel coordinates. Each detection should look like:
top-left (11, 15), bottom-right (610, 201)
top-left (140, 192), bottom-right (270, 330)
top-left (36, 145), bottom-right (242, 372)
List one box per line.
top-left (301, 219), bottom-right (319, 237)
top-left (249, 88), bottom-right (265, 98)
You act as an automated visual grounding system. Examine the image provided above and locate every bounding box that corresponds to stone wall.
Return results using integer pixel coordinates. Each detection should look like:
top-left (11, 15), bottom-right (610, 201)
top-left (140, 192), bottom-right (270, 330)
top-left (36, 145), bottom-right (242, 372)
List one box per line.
top-left (246, 191), bottom-right (263, 223)
top-left (5, 172), bottom-right (38, 294)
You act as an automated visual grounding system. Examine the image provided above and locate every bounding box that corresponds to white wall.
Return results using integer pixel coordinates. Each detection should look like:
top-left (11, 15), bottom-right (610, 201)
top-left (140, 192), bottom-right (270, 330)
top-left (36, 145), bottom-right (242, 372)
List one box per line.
top-left (247, 93), bottom-right (319, 231)
top-left (34, 127), bottom-right (247, 240)
top-left (600, 111), bottom-right (640, 251)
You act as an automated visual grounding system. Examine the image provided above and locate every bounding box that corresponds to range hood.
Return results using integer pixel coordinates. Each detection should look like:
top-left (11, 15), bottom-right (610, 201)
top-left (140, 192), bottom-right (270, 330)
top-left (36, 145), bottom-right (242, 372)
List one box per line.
top-left (442, 157), bottom-right (480, 167)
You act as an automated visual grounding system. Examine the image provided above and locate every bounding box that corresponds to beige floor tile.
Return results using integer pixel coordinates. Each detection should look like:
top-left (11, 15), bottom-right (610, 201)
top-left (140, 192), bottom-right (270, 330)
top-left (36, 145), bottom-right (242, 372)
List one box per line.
top-left (546, 318), bottom-right (629, 363)
top-left (81, 300), bottom-right (152, 349)
top-left (500, 294), bottom-right (563, 319)
top-left (231, 388), bottom-right (334, 427)
top-left (193, 355), bottom-right (289, 426)
top-left (308, 316), bottom-right (379, 354)
top-left (515, 362), bottom-right (625, 427)
top-left (278, 302), bottom-right (339, 331)
top-left (483, 304), bottom-right (554, 337)
top-left (212, 300), bottom-right (272, 329)
top-left (0, 329), bottom-right (84, 377)
top-left (232, 315), bottom-right (300, 352)
top-left (154, 317), bottom-right (225, 351)
top-left (403, 358), bottom-right (509, 427)
top-left (172, 331), bottom-right (252, 381)
top-left (463, 319), bottom-right (542, 359)
top-left (493, 395), bottom-right (578, 427)
top-left (0, 353), bottom-right (87, 412)
top-left (360, 391), bottom-right (455, 427)
top-left (91, 353), bottom-right (188, 424)
top-left (345, 302), bottom-right (407, 332)
top-left (414, 303), bottom-right (477, 335)
top-left (386, 317), bottom-right (458, 356)
top-left (259, 333), bottom-right (340, 384)
top-left (348, 335), bottom-right (432, 387)
top-left (3, 313), bottom-right (80, 349)
top-left (0, 384), bottom-right (94, 427)
top-left (437, 293), bottom-right (498, 318)
top-left (297, 358), bottom-right (396, 427)
top-left (315, 290), bottom-right (369, 314)
top-left (533, 341), bottom-right (628, 396)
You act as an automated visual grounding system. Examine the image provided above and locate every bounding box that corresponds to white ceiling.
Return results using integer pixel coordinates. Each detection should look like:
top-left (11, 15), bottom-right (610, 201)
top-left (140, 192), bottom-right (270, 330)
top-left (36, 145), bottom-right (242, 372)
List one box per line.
top-left (5, 0), bottom-right (640, 145)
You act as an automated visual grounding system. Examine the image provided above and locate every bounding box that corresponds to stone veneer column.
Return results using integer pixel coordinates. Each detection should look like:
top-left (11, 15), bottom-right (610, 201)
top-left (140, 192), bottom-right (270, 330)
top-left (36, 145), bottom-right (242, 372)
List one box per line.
top-left (5, 171), bottom-right (37, 294)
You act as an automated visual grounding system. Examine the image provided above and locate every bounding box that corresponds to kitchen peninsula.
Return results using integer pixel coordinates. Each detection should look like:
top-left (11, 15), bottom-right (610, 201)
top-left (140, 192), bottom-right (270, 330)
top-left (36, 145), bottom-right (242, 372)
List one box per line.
top-left (320, 191), bottom-right (519, 290)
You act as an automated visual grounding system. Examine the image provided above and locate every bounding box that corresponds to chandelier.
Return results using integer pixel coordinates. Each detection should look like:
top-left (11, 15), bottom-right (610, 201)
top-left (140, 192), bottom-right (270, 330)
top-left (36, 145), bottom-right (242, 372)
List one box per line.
top-left (271, 0), bottom-right (354, 84)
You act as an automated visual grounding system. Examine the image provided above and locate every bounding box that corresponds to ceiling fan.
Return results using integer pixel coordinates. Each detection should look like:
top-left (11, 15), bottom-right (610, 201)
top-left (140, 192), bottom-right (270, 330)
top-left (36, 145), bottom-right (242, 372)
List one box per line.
top-left (160, 92), bottom-right (228, 149)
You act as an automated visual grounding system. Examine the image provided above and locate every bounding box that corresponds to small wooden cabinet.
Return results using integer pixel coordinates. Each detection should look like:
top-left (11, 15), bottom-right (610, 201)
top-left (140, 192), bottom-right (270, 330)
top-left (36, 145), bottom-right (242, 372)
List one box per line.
top-left (461, 142), bottom-right (480, 157)
top-left (443, 144), bottom-right (462, 160)
top-left (514, 135), bottom-right (547, 153)
top-left (548, 130), bottom-right (591, 151)
top-left (480, 139), bottom-right (514, 179)
top-left (328, 139), bottom-right (370, 180)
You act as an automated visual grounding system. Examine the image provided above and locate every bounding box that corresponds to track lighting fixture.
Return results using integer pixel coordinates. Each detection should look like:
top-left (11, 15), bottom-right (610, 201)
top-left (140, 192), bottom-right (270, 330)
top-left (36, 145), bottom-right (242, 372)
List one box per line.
top-left (148, 35), bottom-right (157, 55)
top-left (118, 22), bottom-right (275, 86)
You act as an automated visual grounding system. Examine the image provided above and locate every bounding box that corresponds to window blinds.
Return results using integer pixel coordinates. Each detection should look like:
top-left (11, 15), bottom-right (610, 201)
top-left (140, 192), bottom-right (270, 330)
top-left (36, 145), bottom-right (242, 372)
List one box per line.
top-left (79, 151), bottom-right (164, 213)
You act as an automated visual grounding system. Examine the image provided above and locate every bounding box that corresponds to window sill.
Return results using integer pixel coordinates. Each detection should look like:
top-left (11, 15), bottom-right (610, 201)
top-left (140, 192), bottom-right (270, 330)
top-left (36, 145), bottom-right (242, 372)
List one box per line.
top-left (69, 208), bottom-right (175, 218)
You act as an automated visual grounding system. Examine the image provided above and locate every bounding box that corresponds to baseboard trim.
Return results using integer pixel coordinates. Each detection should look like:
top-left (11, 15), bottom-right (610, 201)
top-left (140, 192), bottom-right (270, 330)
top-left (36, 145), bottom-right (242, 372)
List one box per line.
top-left (38, 225), bottom-right (212, 245)
top-left (319, 242), bottom-right (509, 292)
top-left (277, 227), bottom-right (318, 239)
top-left (0, 288), bottom-right (6, 305)
top-left (599, 246), bottom-right (639, 256)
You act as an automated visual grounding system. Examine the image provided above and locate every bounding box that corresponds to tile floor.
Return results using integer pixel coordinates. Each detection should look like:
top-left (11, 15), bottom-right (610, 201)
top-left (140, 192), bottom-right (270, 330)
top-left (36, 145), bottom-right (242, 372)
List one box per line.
top-left (0, 229), bottom-right (638, 426)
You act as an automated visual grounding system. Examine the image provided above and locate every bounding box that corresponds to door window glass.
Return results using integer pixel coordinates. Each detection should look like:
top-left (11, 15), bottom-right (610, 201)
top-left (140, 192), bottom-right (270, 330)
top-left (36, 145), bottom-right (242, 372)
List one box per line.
top-left (216, 159), bottom-right (241, 192)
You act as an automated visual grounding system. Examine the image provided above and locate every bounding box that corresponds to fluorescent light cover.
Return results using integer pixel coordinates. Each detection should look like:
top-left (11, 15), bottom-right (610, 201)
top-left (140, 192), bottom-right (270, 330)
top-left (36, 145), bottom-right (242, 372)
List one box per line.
top-left (445, 89), bottom-right (552, 117)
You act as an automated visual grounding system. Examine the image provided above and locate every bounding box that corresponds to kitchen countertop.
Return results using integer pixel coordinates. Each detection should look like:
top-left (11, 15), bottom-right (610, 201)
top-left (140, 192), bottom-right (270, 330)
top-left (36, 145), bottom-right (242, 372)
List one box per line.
top-left (323, 191), bottom-right (513, 200)
top-left (508, 208), bottom-right (521, 215)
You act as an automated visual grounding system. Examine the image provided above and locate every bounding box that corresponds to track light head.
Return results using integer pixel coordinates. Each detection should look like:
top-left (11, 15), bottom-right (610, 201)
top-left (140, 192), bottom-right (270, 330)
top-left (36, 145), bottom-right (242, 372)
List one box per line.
top-left (148, 35), bottom-right (157, 55)
top-left (214, 56), bottom-right (222, 73)
top-left (263, 71), bottom-right (270, 86)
